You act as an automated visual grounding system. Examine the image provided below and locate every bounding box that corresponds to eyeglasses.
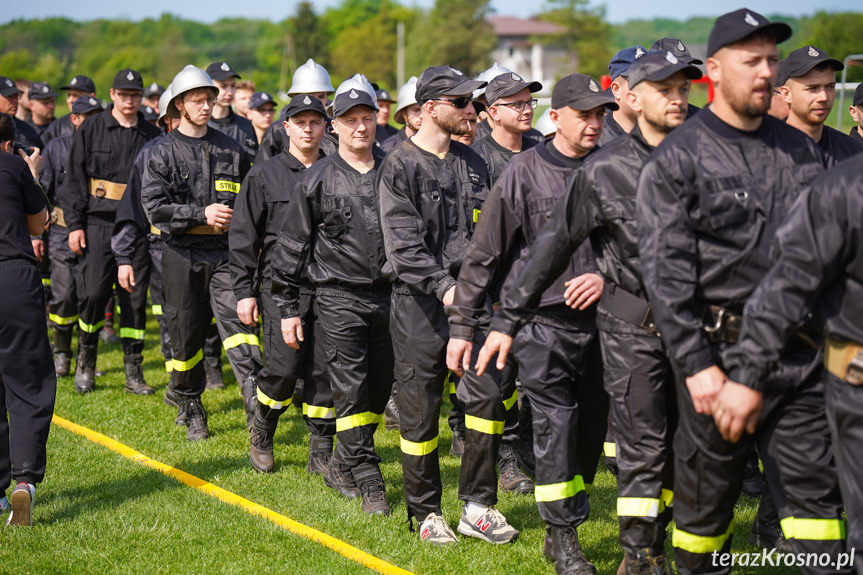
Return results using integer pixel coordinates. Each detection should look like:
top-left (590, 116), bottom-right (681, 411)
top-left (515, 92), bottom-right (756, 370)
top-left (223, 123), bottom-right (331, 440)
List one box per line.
top-left (184, 98), bottom-right (216, 108)
top-left (114, 92), bottom-right (143, 102)
top-left (256, 107), bottom-right (276, 115)
top-left (434, 97), bottom-right (473, 109)
top-left (495, 99), bottom-right (538, 112)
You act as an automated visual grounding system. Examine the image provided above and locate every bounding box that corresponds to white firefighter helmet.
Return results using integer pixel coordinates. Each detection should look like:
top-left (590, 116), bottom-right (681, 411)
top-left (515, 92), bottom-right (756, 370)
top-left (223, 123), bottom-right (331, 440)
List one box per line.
top-left (158, 84), bottom-right (174, 124)
top-left (167, 65), bottom-right (217, 119)
top-left (534, 107), bottom-right (556, 138)
top-left (393, 76), bottom-right (419, 124)
top-left (474, 62), bottom-right (513, 99)
top-left (288, 58), bottom-right (335, 96)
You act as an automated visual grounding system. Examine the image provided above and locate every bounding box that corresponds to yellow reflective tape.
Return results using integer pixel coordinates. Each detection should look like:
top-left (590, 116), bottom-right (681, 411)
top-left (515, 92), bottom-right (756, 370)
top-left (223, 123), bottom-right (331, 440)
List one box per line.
top-left (49, 313), bottom-right (79, 326)
top-left (473, 208), bottom-right (481, 223)
top-left (604, 442), bottom-right (617, 458)
top-left (211, 317), bottom-right (217, 325)
top-left (223, 333), bottom-right (262, 351)
top-left (502, 390), bottom-right (518, 411)
top-left (535, 475), bottom-right (585, 503)
top-left (152, 305), bottom-right (163, 316)
top-left (119, 327), bottom-right (145, 340)
top-left (171, 349), bottom-right (204, 372)
top-left (78, 318), bottom-right (105, 333)
top-left (618, 497), bottom-right (660, 518)
top-left (673, 524), bottom-right (733, 554)
top-left (303, 404), bottom-right (336, 420)
top-left (661, 489), bottom-right (674, 509)
top-left (780, 517), bottom-right (846, 540)
top-left (400, 435), bottom-right (439, 457)
top-left (256, 387), bottom-right (292, 410)
top-left (42, 278), bottom-right (51, 286)
top-left (336, 412), bottom-right (383, 432)
top-left (449, 379), bottom-right (457, 395)
top-left (115, 305), bottom-right (121, 314)
top-left (464, 414), bottom-right (504, 435)
top-left (215, 180), bottom-right (240, 193)
top-left (50, 415), bottom-right (415, 575)
top-left (165, 361), bottom-right (173, 373)
top-left (585, 483), bottom-right (592, 496)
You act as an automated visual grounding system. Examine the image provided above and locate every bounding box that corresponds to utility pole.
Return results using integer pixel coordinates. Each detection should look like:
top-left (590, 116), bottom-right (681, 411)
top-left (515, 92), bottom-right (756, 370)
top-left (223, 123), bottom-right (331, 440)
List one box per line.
top-left (397, 22), bottom-right (405, 89)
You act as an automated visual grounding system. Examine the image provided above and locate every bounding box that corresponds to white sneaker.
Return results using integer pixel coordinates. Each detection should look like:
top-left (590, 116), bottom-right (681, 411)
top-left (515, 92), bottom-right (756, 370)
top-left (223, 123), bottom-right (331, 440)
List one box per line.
top-left (419, 512), bottom-right (459, 546)
top-left (457, 504), bottom-right (519, 544)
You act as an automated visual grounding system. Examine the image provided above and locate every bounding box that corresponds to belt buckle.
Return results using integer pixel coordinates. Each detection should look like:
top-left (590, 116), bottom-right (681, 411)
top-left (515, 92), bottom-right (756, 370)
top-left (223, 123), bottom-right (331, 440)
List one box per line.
top-left (847, 351), bottom-right (863, 386)
top-left (704, 307), bottom-right (725, 333)
top-left (50, 208), bottom-right (59, 225)
top-left (94, 181), bottom-right (107, 198)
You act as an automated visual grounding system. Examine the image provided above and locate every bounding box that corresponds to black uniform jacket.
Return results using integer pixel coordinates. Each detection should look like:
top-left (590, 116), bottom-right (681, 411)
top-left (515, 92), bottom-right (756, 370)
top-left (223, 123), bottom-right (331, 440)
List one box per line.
top-left (377, 138), bottom-right (490, 299)
top-left (380, 129), bottom-right (408, 154)
top-left (42, 114), bottom-right (74, 145)
top-left (725, 160), bottom-right (863, 391)
top-left (816, 124), bottom-right (862, 167)
top-left (40, 134), bottom-right (72, 207)
top-left (637, 108), bottom-right (825, 378)
top-left (62, 106), bottom-right (162, 231)
top-left (270, 153), bottom-right (389, 318)
top-left (450, 139), bottom-right (596, 341)
top-left (141, 128), bottom-right (250, 252)
top-left (471, 134), bottom-right (538, 186)
top-left (208, 109), bottom-right (258, 163)
top-left (229, 148), bottom-right (321, 301)
top-left (112, 136), bottom-right (163, 266)
top-left (14, 117), bottom-right (44, 150)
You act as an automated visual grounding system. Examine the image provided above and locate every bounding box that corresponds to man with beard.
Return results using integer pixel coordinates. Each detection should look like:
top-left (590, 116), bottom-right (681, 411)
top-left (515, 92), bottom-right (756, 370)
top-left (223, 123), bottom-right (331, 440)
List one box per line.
top-left (26, 83), bottom-right (56, 140)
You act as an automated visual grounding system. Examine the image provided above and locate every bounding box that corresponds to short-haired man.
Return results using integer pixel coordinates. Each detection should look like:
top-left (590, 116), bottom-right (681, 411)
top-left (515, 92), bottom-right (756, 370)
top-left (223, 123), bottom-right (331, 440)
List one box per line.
top-left (205, 62), bottom-right (258, 162)
top-left (230, 94), bottom-right (335, 474)
top-left (43, 76), bottom-right (98, 145)
top-left (380, 77), bottom-right (422, 154)
top-left (848, 84), bottom-right (863, 146)
top-left (143, 83), bottom-right (165, 113)
top-left (598, 46), bottom-right (646, 146)
top-left (374, 87), bottom-right (399, 144)
top-left (26, 82), bottom-right (56, 140)
top-left (0, 77), bottom-right (42, 149)
top-left (246, 92), bottom-right (276, 145)
top-left (233, 80), bottom-right (256, 119)
top-left (779, 45), bottom-right (862, 165)
top-left (637, 10), bottom-right (850, 574)
top-left (14, 79), bottom-right (31, 123)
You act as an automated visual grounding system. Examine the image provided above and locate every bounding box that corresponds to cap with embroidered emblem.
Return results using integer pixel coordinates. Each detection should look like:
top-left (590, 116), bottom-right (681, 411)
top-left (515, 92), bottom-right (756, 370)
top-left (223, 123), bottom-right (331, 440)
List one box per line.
top-left (113, 69), bottom-right (144, 90)
top-left (552, 73), bottom-right (618, 111)
top-left (416, 65), bottom-right (487, 104)
top-left (0, 77), bottom-right (17, 98)
top-left (71, 95), bottom-right (104, 115)
top-left (777, 45), bottom-right (843, 86)
top-left (375, 88), bottom-right (395, 103)
top-left (707, 8), bottom-right (792, 58)
top-left (650, 37), bottom-right (704, 65)
top-left (206, 62), bottom-right (241, 82)
top-left (608, 46), bottom-right (648, 80)
top-left (61, 75), bottom-right (96, 93)
top-left (284, 93), bottom-right (327, 119)
top-left (628, 51), bottom-right (704, 89)
top-left (333, 88), bottom-right (378, 117)
top-left (144, 83), bottom-right (166, 98)
top-left (485, 72), bottom-right (542, 106)
top-left (248, 91), bottom-right (276, 110)
top-left (28, 82), bottom-right (57, 100)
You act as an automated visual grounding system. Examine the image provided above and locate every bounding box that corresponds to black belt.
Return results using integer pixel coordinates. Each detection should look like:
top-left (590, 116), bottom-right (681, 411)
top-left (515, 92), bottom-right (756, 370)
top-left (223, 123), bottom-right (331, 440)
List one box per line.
top-left (599, 283), bottom-right (656, 332)
top-left (703, 305), bottom-right (742, 344)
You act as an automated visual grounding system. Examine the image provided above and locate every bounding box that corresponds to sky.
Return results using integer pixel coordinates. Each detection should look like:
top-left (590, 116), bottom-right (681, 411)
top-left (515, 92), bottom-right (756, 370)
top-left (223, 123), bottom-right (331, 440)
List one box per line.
top-left (2, 0), bottom-right (860, 25)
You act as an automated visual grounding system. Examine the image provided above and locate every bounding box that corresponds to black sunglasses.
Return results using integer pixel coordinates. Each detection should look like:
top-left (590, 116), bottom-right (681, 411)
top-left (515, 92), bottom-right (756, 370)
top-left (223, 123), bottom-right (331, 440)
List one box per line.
top-left (434, 97), bottom-right (473, 109)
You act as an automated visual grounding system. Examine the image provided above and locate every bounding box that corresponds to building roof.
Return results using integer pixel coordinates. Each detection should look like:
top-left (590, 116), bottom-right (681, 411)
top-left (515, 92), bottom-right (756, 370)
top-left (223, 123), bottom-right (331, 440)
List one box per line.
top-left (487, 16), bottom-right (564, 37)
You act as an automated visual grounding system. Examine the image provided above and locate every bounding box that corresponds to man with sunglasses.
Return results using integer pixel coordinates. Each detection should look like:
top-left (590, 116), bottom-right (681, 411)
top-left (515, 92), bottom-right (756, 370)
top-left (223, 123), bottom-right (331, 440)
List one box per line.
top-left (379, 65), bottom-right (518, 546)
top-left (62, 68), bottom-right (162, 395)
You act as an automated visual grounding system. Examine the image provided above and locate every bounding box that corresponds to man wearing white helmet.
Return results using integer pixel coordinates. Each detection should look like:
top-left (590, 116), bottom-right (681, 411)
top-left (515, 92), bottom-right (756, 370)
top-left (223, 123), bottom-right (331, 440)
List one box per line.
top-left (142, 65), bottom-right (259, 441)
top-left (205, 62), bottom-right (259, 163)
top-left (380, 77), bottom-right (422, 154)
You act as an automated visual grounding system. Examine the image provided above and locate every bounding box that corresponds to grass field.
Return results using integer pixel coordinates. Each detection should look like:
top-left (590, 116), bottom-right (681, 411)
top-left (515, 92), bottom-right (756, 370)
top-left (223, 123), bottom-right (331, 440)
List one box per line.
top-left (0, 313), bottom-right (799, 575)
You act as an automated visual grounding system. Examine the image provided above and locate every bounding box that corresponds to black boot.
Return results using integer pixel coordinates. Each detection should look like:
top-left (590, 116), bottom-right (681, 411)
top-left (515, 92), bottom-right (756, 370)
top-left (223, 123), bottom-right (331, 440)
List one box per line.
top-left (240, 376), bottom-right (257, 430)
top-left (450, 424), bottom-right (465, 458)
top-left (250, 426), bottom-right (275, 473)
top-left (498, 442), bottom-right (534, 494)
top-left (74, 344), bottom-right (97, 394)
top-left (750, 501), bottom-right (792, 552)
top-left (163, 373), bottom-right (186, 425)
top-left (741, 447), bottom-right (765, 497)
top-left (53, 327), bottom-right (73, 377)
top-left (307, 435), bottom-right (333, 475)
top-left (123, 354), bottom-right (154, 395)
top-left (353, 463), bottom-right (390, 516)
top-left (618, 549), bottom-right (672, 575)
top-left (184, 397), bottom-right (209, 441)
top-left (384, 385), bottom-right (399, 430)
top-left (324, 457), bottom-right (360, 499)
top-left (549, 526), bottom-right (596, 575)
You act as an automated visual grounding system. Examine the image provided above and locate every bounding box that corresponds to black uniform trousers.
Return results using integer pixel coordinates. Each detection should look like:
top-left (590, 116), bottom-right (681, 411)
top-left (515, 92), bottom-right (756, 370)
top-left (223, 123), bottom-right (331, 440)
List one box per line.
top-left (392, 290), bottom-right (503, 522)
top-left (0, 260), bottom-right (56, 491)
top-left (74, 221), bottom-right (119, 347)
top-left (825, 371), bottom-right (863, 572)
top-left (256, 286), bottom-right (335, 437)
top-left (673, 345), bottom-right (849, 575)
top-left (47, 225), bottom-right (79, 355)
top-left (116, 236), bottom-right (150, 356)
top-left (161, 244), bottom-right (261, 397)
top-left (601, 327), bottom-right (677, 554)
top-left (315, 289), bottom-right (393, 469)
top-left (513, 321), bottom-right (606, 528)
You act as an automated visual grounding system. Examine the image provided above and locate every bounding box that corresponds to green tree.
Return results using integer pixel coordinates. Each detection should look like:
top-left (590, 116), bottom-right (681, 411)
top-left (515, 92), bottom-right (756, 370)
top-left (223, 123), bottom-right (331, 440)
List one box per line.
top-left (290, 2), bottom-right (330, 69)
top-left (421, 0), bottom-right (495, 77)
top-left (802, 11), bottom-right (863, 82)
top-left (538, 0), bottom-right (612, 80)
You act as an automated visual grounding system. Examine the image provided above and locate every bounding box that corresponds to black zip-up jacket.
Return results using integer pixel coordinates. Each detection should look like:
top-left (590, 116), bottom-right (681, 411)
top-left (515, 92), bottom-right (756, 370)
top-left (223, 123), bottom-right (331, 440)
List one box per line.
top-left (208, 109), bottom-right (258, 163)
top-left (378, 138), bottom-right (491, 299)
top-left (471, 134), bottom-right (538, 186)
top-left (490, 127), bottom-right (654, 338)
top-left (637, 108), bottom-right (825, 378)
top-left (40, 134), bottom-right (72, 207)
top-left (142, 128), bottom-right (250, 253)
top-left (376, 123), bottom-right (399, 143)
top-left (255, 117), bottom-right (338, 164)
top-left (476, 120), bottom-right (543, 145)
top-left (380, 129), bottom-right (408, 154)
top-left (28, 119), bottom-right (52, 140)
top-left (850, 126), bottom-right (863, 146)
top-left (450, 139), bottom-right (595, 341)
top-left (270, 153), bottom-right (389, 318)
top-left (14, 117), bottom-right (44, 150)
top-left (815, 124), bottom-right (862, 167)
top-left (112, 136), bottom-right (164, 266)
top-left (724, 160), bottom-right (863, 391)
top-left (42, 114), bottom-right (74, 145)
top-left (597, 109), bottom-right (627, 147)
top-left (62, 106), bottom-right (162, 231)
top-left (229, 148), bottom-right (321, 301)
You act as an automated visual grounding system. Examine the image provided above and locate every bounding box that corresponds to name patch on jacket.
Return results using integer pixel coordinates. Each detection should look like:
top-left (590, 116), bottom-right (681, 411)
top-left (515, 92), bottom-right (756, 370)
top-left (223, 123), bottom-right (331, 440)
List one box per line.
top-left (468, 171), bottom-right (483, 186)
top-left (215, 180), bottom-right (240, 193)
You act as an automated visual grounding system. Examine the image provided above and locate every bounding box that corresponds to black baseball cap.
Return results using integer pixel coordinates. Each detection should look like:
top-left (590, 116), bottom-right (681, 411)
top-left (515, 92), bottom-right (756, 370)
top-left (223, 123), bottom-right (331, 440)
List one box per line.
top-left (485, 72), bottom-right (542, 106)
top-left (854, 84), bottom-right (863, 107)
top-left (113, 69), bottom-right (144, 91)
top-left (144, 82), bottom-right (166, 98)
top-left (61, 75), bottom-right (96, 93)
top-left (333, 87), bottom-right (378, 117)
top-left (248, 91), bottom-right (276, 110)
top-left (650, 37), bottom-right (703, 65)
top-left (375, 88), bottom-right (395, 102)
top-left (608, 46), bottom-right (647, 80)
top-left (628, 51), bottom-right (703, 89)
top-left (552, 74), bottom-right (618, 111)
top-left (0, 77), bottom-right (17, 97)
top-left (777, 46), bottom-right (843, 86)
top-left (206, 62), bottom-right (241, 82)
top-left (141, 105), bottom-right (158, 122)
top-left (284, 93), bottom-right (327, 118)
top-left (707, 9), bottom-right (792, 58)
top-left (71, 95), bottom-right (104, 115)
top-left (416, 66), bottom-right (486, 104)
top-left (29, 82), bottom-right (57, 100)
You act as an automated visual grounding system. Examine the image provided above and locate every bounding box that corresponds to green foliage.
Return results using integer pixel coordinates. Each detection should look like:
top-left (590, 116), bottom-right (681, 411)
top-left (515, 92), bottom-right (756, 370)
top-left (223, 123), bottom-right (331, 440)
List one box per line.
top-left (802, 11), bottom-right (863, 82)
top-left (422, 0), bottom-right (496, 77)
top-left (538, 0), bottom-right (613, 80)
top-left (290, 2), bottom-right (330, 70)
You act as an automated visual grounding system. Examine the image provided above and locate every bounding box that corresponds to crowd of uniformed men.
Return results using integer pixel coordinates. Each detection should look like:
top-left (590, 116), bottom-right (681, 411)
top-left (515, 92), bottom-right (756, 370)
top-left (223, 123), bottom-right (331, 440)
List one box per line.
top-left (2, 6), bottom-right (863, 574)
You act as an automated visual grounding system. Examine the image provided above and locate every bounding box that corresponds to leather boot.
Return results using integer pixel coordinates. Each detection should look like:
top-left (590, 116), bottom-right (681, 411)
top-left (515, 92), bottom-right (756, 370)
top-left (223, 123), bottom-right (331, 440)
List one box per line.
top-left (123, 354), bottom-right (154, 395)
top-left (549, 526), bottom-right (596, 575)
top-left (53, 327), bottom-right (73, 376)
top-left (74, 344), bottom-right (97, 394)
top-left (240, 376), bottom-right (257, 430)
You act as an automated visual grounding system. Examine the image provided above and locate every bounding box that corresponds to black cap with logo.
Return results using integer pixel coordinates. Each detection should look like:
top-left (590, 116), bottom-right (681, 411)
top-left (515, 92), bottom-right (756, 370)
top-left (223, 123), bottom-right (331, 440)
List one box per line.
top-left (375, 88), bottom-right (395, 103)
top-left (333, 88), bottom-right (378, 117)
top-left (628, 51), bottom-right (703, 89)
top-left (707, 9), bottom-right (792, 58)
top-left (284, 93), bottom-right (327, 118)
top-left (485, 72), bottom-right (542, 106)
top-left (71, 95), bottom-right (104, 115)
top-left (144, 83), bottom-right (166, 98)
top-left (416, 66), bottom-right (486, 104)
top-left (0, 77), bottom-right (17, 98)
top-left (29, 82), bottom-right (57, 100)
top-left (650, 37), bottom-right (704, 65)
top-left (777, 46), bottom-right (843, 86)
top-left (206, 62), bottom-right (241, 82)
top-left (249, 91), bottom-right (275, 110)
top-left (551, 74), bottom-right (618, 111)
top-left (113, 69), bottom-right (144, 91)
top-left (854, 84), bottom-right (863, 107)
top-left (61, 75), bottom-right (96, 93)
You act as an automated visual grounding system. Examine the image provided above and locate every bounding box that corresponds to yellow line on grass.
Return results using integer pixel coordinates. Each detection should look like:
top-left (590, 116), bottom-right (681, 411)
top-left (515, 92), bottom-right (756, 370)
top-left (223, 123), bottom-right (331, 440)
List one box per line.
top-left (52, 414), bottom-right (415, 575)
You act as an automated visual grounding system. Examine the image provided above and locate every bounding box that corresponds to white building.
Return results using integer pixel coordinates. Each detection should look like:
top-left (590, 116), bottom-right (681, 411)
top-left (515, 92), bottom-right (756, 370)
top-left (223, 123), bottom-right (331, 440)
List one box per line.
top-left (487, 16), bottom-right (570, 96)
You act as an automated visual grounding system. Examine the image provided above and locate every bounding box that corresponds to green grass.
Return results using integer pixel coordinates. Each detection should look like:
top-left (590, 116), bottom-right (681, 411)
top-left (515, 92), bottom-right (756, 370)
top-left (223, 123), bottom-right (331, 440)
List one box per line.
top-left (0, 315), bottom-right (797, 574)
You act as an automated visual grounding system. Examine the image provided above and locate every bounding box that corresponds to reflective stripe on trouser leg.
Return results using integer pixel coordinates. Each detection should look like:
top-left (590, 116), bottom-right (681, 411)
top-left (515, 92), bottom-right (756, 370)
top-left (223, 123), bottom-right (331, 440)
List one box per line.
top-left (117, 241), bottom-right (150, 356)
top-left (500, 358), bottom-right (520, 444)
top-left (207, 264), bottom-right (261, 385)
top-left (514, 322), bottom-right (602, 527)
top-left (148, 238), bottom-right (173, 364)
top-left (316, 292), bottom-right (393, 470)
top-left (601, 329), bottom-right (677, 554)
top-left (75, 222), bottom-right (116, 346)
top-left (302, 298), bottom-right (336, 437)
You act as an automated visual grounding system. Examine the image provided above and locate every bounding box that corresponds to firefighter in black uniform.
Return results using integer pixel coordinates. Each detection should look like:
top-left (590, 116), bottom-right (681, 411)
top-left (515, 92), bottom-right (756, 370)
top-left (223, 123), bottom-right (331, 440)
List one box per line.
top-left (205, 62), bottom-right (258, 162)
top-left (41, 95), bottom-right (104, 377)
top-left (378, 65), bottom-right (518, 546)
top-left (849, 84), bottom-right (863, 146)
top-left (43, 76), bottom-right (98, 145)
top-left (374, 87), bottom-right (399, 144)
top-left (142, 65), bottom-right (257, 440)
top-left (637, 10), bottom-right (849, 575)
top-left (649, 38), bottom-right (703, 117)
top-left (723, 159), bottom-right (863, 572)
top-left (25, 83), bottom-right (56, 141)
top-left (456, 72), bottom-right (616, 573)
top-left (271, 86), bottom-right (392, 515)
top-left (230, 94), bottom-right (335, 474)
top-left (62, 68), bottom-right (162, 394)
top-left (598, 47), bottom-right (645, 147)
top-left (778, 46), bottom-right (862, 165)
top-left (0, 77), bottom-right (43, 150)
top-left (380, 77), bottom-right (421, 154)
